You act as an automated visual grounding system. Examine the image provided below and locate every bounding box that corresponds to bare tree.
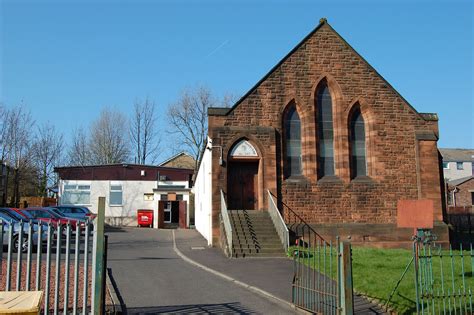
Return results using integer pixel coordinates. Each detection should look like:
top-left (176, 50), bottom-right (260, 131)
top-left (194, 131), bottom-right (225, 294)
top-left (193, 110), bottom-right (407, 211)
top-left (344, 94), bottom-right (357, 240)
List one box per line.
top-left (0, 105), bottom-right (12, 162)
top-left (167, 86), bottom-right (236, 171)
top-left (90, 107), bottom-right (130, 164)
top-left (221, 92), bottom-right (239, 108)
top-left (6, 105), bottom-right (35, 206)
top-left (32, 123), bottom-right (64, 197)
top-left (68, 126), bottom-right (90, 166)
top-left (167, 86), bottom-right (215, 171)
top-left (130, 98), bottom-right (161, 164)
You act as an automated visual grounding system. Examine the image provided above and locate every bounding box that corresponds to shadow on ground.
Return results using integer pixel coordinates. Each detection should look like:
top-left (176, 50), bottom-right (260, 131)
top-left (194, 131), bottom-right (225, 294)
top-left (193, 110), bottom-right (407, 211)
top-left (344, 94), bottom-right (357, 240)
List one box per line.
top-left (105, 224), bottom-right (128, 233)
top-left (125, 302), bottom-right (257, 314)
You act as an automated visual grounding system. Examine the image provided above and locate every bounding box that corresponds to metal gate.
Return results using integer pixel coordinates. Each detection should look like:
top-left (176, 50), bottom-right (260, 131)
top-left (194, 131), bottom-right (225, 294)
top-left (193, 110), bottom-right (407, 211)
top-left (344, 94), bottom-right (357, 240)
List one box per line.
top-left (414, 233), bottom-right (474, 314)
top-left (287, 206), bottom-right (353, 314)
top-left (0, 197), bottom-right (108, 314)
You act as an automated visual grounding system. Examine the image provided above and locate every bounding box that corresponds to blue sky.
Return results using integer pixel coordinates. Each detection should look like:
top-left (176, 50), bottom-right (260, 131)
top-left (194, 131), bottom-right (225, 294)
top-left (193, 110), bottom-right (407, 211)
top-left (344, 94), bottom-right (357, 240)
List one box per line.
top-left (1, 0), bottom-right (473, 162)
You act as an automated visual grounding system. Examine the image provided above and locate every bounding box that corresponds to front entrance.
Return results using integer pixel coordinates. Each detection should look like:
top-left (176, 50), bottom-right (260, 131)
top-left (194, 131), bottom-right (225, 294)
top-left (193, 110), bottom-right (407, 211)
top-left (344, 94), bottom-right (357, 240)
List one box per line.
top-left (227, 161), bottom-right (259, 210)
top-left (158, 200), bottom-right (187, 228)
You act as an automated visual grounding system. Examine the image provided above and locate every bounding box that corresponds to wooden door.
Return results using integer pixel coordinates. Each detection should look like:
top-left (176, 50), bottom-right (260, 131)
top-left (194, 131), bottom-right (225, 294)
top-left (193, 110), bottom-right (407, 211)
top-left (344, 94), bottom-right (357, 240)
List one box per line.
top-left (179, 201), bottom-right (187, 228)
top-left (158, 201), bottom-right (165, 228)
top-left (228, 161), bottom-right (258, 210)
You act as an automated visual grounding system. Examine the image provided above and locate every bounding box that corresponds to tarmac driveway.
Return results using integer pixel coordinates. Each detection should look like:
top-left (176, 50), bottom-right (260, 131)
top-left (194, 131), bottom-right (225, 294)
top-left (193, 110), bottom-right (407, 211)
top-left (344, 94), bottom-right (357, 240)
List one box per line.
top-left (106, 227), bottom-right (297, 314)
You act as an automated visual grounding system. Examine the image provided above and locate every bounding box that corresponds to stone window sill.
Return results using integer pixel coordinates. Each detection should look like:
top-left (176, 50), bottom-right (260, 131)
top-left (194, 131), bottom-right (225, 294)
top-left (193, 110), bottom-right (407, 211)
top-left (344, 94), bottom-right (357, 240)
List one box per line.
top-left (350, 176), bottom-right (374, 184)
top-left (317, 175), bottom-right (343, 184)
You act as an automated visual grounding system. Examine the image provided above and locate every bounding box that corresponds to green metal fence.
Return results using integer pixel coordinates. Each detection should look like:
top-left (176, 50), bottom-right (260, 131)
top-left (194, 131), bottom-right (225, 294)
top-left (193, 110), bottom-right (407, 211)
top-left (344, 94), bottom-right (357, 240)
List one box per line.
top-left (414, 240), bottom-right (474, 314)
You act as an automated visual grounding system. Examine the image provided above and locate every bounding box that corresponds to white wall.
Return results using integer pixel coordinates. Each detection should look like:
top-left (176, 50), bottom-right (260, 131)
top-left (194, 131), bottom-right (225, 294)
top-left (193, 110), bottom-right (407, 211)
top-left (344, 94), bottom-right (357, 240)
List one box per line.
top-left (193, 137), bottom-right (213, 245)
top-left (443, 161), bottom-right (473, 181)
top-left (59, 179), bottom-right (192, 227)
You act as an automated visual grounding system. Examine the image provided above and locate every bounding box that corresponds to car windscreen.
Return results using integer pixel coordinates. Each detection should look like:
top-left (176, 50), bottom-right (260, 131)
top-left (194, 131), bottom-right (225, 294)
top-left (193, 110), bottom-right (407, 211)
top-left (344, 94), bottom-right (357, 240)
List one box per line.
top-left (0, 209), bottom-right (23, 221)
top-left (31, 210), bottom-right (56, 219)
top-left (0, 212), bottom-right (17, 222)
top-left (49, 208), bottom-right (67, 218)
top-left (19, 210), bottom-right (34, 219)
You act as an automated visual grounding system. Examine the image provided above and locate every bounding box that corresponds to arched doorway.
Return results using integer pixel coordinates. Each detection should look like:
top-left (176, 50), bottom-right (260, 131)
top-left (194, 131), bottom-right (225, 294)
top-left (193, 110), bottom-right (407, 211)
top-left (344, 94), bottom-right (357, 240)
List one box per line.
top-left (227, 139), bottom-right (260, 210)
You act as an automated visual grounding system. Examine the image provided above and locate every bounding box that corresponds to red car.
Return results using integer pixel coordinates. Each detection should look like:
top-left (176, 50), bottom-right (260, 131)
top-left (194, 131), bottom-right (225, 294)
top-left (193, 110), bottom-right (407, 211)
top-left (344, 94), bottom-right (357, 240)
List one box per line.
top-left (20, 207), bottom-right (79, 229)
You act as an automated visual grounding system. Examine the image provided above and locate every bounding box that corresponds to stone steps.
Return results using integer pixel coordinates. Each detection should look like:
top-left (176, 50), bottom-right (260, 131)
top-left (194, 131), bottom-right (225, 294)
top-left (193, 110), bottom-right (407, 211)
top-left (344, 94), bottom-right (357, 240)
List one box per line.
top-left (228, 209), bottom-right (285, 258)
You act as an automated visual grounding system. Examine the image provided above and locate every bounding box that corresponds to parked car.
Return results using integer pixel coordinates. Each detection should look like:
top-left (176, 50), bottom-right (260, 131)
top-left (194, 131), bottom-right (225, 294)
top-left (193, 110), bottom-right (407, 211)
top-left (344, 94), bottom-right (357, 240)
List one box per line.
top-left (50, 206), bottom-right (95, 220)
top-left (0, 212), bottom-right (47, 253)
top-left (21, 207), bottom-right (79, 229)
top-left (0, 208), bottom-right (39, 224)
top-left (47, 207), bottom-right (88, 228)
top-left (8, 208), bottom-right (36, 220)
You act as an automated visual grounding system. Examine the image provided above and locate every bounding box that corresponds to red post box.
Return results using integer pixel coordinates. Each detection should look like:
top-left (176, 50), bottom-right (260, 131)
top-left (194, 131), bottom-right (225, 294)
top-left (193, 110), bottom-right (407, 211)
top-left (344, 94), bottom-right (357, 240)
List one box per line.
top-left (137, 209), bottom-right (154, 228)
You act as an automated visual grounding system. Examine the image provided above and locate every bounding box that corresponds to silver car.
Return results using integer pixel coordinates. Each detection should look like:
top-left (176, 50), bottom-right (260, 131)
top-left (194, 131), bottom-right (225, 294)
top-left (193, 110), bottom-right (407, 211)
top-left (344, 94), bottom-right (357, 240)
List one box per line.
top-left (0, 212), bottom-right (48, 253)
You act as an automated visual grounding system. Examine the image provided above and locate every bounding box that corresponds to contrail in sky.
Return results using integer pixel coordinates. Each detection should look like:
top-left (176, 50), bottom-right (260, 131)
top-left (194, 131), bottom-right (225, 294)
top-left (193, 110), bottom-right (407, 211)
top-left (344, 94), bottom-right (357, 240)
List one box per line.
top-left (206, 40), bottom-right (230, 58)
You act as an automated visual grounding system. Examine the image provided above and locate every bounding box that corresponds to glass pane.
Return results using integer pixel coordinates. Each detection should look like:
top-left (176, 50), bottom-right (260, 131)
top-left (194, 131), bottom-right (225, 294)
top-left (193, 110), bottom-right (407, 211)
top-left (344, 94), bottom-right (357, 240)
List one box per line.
top-left (317, 84), bottom-right (334, 177)
top-left (284, 105), bottom-right (302, 177)
top-left (164, 211), bottom-right (171, 222)
top-left (77, 185), bottom-right (90, 190)
top-left (64, 185), bottom-right (76, 190)
top-left (110, 185), bottom-right (122, 191)
top-left (350, 109), bottom-right (367, 178)
top-left (110, 191), bottom-right (122, 205)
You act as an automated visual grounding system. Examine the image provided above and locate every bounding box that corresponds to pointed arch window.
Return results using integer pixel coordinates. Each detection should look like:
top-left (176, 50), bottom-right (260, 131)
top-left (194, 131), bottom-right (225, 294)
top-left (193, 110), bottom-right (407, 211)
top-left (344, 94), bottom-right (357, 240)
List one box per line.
top-left (350, 108), bottom-right (367, 178)
top-left (316, 83), bottom-right (335, 178)
top-left (284, 104), bottom-right (302, 177)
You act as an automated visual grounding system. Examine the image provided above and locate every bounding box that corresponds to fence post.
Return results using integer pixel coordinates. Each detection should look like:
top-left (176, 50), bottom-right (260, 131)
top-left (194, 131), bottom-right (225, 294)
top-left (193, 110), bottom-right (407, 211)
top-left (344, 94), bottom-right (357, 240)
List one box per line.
top-left (339, 241), bottom-right (354, 315)
top-left (92, 197), bottom-right (106, 315)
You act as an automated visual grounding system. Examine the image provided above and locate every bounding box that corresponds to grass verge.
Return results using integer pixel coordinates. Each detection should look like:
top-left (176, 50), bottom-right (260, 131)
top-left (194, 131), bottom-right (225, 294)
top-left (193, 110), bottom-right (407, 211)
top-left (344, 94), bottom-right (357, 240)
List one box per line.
top-left (289, 245), bottom-right (474, 314)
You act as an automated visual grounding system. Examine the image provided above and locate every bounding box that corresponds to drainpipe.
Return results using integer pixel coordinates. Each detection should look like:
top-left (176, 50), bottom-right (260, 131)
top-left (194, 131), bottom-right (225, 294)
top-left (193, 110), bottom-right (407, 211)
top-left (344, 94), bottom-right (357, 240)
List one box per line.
top-left (452, 187), bottom-right (458, 207)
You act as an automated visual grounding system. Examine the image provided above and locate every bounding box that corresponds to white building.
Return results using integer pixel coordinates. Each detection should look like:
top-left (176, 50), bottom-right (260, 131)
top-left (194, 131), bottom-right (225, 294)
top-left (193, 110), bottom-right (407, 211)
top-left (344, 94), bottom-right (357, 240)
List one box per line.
top-left (192, 137), bottom-right (213, 245)
top-left (440, 149), bottom-right (474, 181)
top-left (55, 164), bottom-right (194, 228)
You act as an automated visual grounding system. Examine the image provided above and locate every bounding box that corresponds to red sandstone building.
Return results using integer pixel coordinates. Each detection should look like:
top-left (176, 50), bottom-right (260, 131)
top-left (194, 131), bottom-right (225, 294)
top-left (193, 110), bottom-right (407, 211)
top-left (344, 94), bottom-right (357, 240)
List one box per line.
top-left (194, 19), bottom-right (448, 251)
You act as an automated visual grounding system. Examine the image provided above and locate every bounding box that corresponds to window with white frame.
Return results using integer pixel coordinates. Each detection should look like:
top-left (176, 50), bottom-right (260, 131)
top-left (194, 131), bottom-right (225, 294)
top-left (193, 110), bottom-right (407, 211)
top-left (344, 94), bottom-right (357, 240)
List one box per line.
top-left (443, 162), bottom-right (449, 169)
top-left (457, 162), bottom-right (464, 170)
top-left (109, 182), bottom-right (123, 206)
top-left (62, 183), bottom-right (91, 205)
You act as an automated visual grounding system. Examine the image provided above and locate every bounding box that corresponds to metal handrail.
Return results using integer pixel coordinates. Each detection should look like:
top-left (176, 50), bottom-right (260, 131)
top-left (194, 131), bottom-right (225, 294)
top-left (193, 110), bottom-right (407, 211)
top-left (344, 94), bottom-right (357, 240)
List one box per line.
top-left (278, 194), bottom-right (329, 246)
top-left (267, 190), bottom-right (290, 252)
top-left (220, 190), bottom-right (233, 257)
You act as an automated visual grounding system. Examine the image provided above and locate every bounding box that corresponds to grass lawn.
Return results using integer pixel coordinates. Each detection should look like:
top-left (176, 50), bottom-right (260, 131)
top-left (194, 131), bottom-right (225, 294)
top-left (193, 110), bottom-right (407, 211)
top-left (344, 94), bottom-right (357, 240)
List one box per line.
top-left (289, 245), bottom-right (474, 314)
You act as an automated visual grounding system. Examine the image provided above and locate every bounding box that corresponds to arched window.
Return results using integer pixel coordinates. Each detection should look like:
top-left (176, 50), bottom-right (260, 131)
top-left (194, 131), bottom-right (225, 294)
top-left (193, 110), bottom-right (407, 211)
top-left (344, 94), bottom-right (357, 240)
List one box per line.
top-left (350, 108), bottom-right (367, 178)
top-left (316, 83), bottom-right (335, 178)
top-left (284, 105), bottom-right (302, 177)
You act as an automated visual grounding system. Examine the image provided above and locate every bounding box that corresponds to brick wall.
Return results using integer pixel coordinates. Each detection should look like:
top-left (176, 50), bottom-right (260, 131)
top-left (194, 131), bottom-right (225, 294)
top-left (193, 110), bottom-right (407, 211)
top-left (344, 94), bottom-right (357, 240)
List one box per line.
top-left (208, 21), bottom-right (446, 246)
top-left (454, 178), bottom-right (474, 207)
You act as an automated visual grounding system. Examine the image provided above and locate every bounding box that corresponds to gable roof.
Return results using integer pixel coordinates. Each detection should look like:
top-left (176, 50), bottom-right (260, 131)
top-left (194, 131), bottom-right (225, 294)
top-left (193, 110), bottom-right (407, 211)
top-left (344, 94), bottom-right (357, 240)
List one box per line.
top-left (440, 148), bottom-right (474, 162)
top-left (208, 18), bottom-right (434, 121)
top-left (448, 176), bottom-right (473, 187)
top-left (159, 152), bottom-right (195, 167)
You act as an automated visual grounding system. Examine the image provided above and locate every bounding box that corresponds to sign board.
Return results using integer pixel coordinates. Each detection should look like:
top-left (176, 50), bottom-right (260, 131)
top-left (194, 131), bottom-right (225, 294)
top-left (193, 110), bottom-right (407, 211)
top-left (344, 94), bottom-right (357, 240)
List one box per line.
top-left (167, 193), bottom-right (177, 201)
top-left (397, 199), bottom-right (433, 229)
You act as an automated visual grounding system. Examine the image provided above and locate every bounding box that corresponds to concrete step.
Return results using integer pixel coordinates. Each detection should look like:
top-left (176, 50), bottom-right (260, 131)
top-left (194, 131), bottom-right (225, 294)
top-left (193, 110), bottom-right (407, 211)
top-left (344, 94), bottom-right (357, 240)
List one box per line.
top-left (232, 228), bottom-right (277, 232)
top-left (233, 238), bottom-right (282, 244)
top-left (233, 251), bottom-right (287, 258)
top-left (233, 246), bottom-right (285, 252)
top-left (228, 209), bottom-right (285, 258)
top-left (233, 248), bottom-right (285, 254)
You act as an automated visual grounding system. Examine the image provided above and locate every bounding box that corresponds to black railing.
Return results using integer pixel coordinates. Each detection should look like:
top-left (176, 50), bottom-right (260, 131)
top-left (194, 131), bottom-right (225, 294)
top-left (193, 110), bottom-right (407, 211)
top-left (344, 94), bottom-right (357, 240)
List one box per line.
top-left (275, 196), bottom-right (329, 247)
